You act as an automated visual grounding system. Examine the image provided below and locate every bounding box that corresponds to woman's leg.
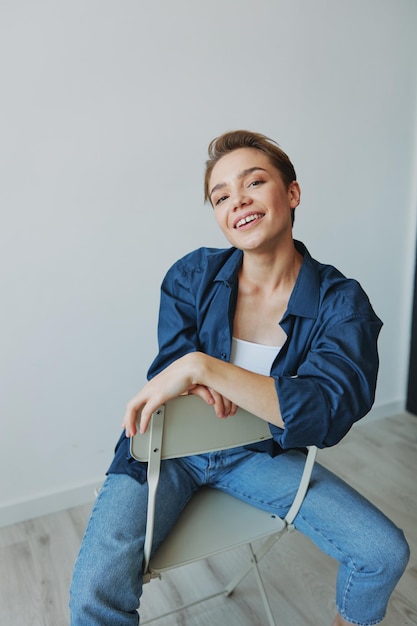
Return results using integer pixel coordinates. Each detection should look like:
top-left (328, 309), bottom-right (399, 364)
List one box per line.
top-left (294, 462), bottom-right (409, 625)
top-left (69, 464), bottom-right (198, 626)
top-left (214, 448), bottom-right (410, 626)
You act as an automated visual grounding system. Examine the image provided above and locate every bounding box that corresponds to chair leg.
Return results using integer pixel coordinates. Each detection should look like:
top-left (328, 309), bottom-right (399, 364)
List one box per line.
top-left (223, 536), bottom-right (285, 626)
top-left (224, 531), bottom-right (285, 597)
top-left (140, 589), bottom-right (228, 624)
top-left (249, 544), bottom-right (277, 626)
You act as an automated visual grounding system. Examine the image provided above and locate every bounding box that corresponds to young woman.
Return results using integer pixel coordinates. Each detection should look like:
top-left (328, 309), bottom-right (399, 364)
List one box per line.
top-left (70, 130), bottom-right (409, 626)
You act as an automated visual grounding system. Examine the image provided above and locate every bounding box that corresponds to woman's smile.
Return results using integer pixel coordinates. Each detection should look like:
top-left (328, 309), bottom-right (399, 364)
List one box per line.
top-left (234, 212), bottom-right (265, 229)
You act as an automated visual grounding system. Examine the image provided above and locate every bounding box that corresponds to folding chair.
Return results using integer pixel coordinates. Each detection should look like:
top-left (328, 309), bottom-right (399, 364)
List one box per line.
top-left (130, 394), bottom-right (317, 625)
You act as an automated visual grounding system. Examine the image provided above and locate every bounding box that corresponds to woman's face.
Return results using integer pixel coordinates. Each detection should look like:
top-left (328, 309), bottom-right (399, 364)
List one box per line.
top-left (208, 148), bottom-right (300, 253)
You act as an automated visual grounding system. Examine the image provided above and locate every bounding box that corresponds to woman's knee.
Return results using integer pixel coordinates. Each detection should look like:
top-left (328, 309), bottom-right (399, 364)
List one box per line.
top-left (384, 526), bottom-right (410, 580)
top-left (359, 521), bottom-right (410, 587)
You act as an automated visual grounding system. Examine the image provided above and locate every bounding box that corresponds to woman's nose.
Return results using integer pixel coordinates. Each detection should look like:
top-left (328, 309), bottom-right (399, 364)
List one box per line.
top-left (232, 190), bottom-right (251, 210)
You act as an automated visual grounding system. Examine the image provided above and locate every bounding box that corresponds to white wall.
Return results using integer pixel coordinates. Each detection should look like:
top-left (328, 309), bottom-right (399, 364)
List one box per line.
top-left (1, 0), bottom-right (416, 526)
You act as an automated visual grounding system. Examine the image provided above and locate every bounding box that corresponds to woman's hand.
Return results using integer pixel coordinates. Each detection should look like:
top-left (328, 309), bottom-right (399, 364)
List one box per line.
top-left (188, 385), bottom-right (238, 420)
top-left (122, 355), bottom-right (194, 437)
top-left (122, 353), bottom-right (238, 437)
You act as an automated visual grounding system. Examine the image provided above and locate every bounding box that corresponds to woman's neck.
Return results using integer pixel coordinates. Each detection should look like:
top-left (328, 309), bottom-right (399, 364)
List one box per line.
top-left (239, 239), bottom-right (303, 295)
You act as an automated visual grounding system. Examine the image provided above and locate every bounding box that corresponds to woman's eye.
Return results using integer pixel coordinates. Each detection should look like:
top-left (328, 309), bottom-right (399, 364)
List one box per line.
top-left (249, 180), bottom-right (264, 188)
top-left (215, 195), bottom-right (228, 206)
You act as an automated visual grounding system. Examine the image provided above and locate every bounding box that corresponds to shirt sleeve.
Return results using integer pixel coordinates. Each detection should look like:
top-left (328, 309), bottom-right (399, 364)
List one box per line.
top-left (272, 309), bottom-right (383, 449)
top-left (147, 261), bottom-right (200, 379)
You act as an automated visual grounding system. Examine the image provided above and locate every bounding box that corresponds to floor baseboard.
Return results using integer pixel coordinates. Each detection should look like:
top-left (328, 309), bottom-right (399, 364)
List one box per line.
top-left (0, 480), bottom-right (99, 529)
top-left (362, 399), bottom-right (405, 423)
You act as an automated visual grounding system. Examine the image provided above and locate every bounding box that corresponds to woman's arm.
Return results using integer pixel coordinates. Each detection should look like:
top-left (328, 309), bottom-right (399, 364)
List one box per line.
top-left (122, 352), bottom-right (283, 437)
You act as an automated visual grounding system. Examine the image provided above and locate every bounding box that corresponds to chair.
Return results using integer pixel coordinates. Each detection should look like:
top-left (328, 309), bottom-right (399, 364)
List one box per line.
top-left (130, 394), bottom-right (317, 625)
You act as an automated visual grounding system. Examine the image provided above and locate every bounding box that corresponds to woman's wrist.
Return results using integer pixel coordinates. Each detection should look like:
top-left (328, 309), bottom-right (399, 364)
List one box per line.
top-left (183, 351), bottom-right (208, 387)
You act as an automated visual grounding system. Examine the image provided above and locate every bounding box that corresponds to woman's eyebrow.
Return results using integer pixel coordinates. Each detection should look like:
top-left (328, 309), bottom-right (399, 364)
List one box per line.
top-left (210, 167), bottom-right (267, 198)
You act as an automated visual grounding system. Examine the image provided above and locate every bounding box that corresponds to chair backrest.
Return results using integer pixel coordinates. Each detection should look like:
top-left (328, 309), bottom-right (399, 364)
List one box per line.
top-left (130, 395), bottom-right (275, 575)
top-left (130, 394), bottom-right (273, 461)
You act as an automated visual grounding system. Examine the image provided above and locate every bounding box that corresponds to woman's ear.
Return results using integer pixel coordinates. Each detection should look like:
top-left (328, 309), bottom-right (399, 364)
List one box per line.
top-left (288, 181), bottom-right (301, 208)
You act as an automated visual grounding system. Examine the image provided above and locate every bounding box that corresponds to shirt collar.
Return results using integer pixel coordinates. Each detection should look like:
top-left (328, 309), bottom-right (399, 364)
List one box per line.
top-left (214, 240), bottom-right (320, 319)
top-left (287, 240), bottom-right (320, 319)
top-left (214, 247), bottom-right (243, 287)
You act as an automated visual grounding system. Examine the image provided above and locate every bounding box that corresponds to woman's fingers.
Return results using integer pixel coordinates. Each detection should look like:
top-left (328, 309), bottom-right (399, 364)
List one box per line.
top-left (187, 384), bottom-right (215, 405)
top-left (123, 390), bottom-right (159, 437)
top-left (122, 356), bottom-right (195, 436)
top-left (186, 386), bottom-right (238, 418)
top-left (208, 388), bottom-right (238, 418)
top-left (122, 397), bottom-right (141, 437)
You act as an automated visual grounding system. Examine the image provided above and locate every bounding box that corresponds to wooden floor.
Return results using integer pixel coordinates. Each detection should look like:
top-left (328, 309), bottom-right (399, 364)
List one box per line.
top-left (0, 412), bottom-right (416, 626)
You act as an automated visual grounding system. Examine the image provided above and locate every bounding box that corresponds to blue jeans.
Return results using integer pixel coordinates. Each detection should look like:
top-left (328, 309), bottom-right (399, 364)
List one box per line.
top-left (69, 448), bottom-right (409, 625)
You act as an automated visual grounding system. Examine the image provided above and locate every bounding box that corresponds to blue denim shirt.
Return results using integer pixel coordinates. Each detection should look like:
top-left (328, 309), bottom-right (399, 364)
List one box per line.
top-left (108, 240), bottom-right (382, 482)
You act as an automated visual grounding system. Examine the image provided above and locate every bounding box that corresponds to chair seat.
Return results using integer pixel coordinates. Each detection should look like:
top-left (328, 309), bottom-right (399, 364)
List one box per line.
top-left (150, 487), bottom-right (286, 573)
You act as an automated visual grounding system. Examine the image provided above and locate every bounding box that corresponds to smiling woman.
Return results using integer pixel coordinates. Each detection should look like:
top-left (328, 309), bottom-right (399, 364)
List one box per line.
top-left (70, 130), bottom-right (410, 626)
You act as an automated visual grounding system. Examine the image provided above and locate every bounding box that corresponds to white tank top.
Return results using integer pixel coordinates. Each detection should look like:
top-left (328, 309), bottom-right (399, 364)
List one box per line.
top-left (230, 337), bottom-right (281, 376)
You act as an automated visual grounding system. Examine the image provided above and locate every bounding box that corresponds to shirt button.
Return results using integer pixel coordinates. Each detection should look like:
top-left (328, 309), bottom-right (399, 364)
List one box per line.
top-left (221, 352), bottom-right (227, 359)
